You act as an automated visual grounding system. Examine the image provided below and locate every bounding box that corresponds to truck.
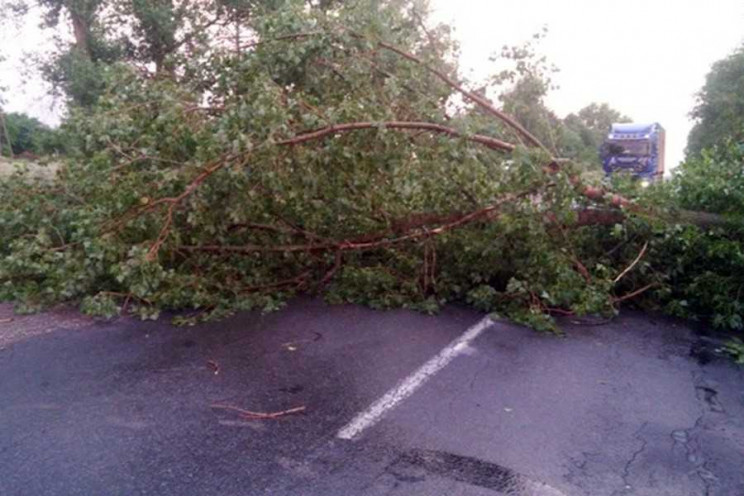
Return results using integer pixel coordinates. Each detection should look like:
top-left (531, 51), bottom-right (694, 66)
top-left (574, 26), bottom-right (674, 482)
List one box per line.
top-left (600, 123), bottom-right (665, 183)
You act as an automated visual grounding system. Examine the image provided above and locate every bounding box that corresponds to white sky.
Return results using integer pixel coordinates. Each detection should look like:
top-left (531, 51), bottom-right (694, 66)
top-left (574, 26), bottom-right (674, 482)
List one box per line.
top-left (2, 0), bottom-right (744, 168)
top-left (0, 5), bottom-right (60, 122)
top-left (430, 0), bottom-right (744, 168)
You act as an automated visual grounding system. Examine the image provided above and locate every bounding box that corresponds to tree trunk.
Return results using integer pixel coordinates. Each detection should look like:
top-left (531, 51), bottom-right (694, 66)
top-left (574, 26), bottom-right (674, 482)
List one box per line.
top-left (154, 54), bottom-right (176, 77)
top-left (70, 12), bottom-right (91, 57)
top-left (0, 109), bottom-right (13, 159)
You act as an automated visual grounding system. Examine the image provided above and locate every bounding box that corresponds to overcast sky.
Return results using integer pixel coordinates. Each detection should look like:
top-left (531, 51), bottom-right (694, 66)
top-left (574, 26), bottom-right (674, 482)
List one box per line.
top-left (2, 0), bottom-right (743, 168)
top-left (430, 0), bottom-right (744, 168)
top-left (0, 4), bottom-right (59, 122)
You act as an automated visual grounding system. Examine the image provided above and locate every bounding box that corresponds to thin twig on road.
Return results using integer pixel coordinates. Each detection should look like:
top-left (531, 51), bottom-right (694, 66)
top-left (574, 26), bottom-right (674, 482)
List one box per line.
top-left (211, 404), bottom-right (306, 420)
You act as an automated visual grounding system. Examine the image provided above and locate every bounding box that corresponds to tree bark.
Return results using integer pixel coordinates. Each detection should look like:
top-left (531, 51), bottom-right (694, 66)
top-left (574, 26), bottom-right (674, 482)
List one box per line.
top-left (0, 109), bottom-right (13, 158)
top-left (277, 121), bottom-right (515, 152)
top-left (70, 12), bottom-right (91, 57)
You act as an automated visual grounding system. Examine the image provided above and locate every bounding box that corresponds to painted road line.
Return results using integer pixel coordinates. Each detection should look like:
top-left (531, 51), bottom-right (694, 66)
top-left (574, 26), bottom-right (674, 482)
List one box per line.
top-left (336, 316), bottom-right (494, 440)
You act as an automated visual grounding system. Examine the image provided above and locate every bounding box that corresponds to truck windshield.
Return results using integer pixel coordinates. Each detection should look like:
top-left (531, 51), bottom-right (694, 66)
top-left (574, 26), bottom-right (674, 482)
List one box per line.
top-left (605, 140), bottom-right (650, 156)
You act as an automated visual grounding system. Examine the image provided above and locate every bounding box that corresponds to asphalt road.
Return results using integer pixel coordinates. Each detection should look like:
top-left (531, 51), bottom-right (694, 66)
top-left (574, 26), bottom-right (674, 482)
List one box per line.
top-left (1, 298), bottom-right (743, 495)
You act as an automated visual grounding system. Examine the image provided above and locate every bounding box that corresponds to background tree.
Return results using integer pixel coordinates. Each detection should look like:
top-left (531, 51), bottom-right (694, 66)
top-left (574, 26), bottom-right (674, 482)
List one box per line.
top-left (0, 111), bottom-right (62, 155)
top-left (0, 110), bottom-right (12, 158)
top-left (687, 44), bottom-right (744, 156)
top-left (482, 33), bottom-right (630, 169)
top-left (500, 82), bottom-right (631, 168)
top-left (500, 74), bottom-right (561, 150)
top-left (563, 103), bottom-right (631, 165)
top-left (3, 0), bottom-right (220, 105)
top-left (34, 0), bottom-right (120, 106)
top-left (0, 55), bottom-right (12, 158)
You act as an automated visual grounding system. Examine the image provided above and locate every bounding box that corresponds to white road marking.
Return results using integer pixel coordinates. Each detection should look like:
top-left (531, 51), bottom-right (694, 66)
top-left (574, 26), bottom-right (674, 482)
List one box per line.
top-left (336, 316), bottom-right (494, 440)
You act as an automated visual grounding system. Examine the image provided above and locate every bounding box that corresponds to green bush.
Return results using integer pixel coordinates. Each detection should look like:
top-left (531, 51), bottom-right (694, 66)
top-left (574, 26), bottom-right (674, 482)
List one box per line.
top-left (2, 112), bottom-right (64, 156)
top-left (652, 142), bottom-right (744, 331)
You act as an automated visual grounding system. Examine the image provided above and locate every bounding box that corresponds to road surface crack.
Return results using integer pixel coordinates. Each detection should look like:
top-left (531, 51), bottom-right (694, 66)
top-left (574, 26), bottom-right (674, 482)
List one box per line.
top-left (687, 371), bottom-right (721, 495)
top-left (612, 423), bottom-right (647, 496)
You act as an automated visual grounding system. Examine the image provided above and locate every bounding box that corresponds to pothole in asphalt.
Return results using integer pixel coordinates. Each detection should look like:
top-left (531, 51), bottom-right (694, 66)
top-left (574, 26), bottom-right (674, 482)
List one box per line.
top-left (696, 386), bottom-right (725, 413)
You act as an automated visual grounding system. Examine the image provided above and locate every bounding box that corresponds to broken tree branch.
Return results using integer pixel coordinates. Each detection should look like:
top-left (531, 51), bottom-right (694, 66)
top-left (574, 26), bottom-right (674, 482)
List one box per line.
top-left (242, 29), bottom-right (546, 153)
top-left (319, 251), bottom-right (343, 288)
top-left (179, 188), bottom-right (538, 255)
top-left (573, 258), bottom-right (592, 284)
top-left (367, 37), bottom-right (550, 154)
top-left (614, 241), bottom-right (649, 284)
top-left (277, 121), bottom-right (515, 152)
top-left (241, 270), bottom-right (313, 293)
top-left (211, 404), bottom-right (306, 419)
top-left (143, 152), bottom-right (247, 260)
top-left (613, 282), bottom-right (658, 304)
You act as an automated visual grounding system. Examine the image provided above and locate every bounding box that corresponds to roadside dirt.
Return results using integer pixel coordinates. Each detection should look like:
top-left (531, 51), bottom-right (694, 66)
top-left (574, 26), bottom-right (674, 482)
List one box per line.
top-left (0, 303), bottom-right (93, 349)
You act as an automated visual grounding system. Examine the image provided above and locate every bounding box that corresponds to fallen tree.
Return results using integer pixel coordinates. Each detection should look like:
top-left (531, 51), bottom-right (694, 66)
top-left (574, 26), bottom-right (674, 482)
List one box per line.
top-left (0, 0), bottom-right (741, 333)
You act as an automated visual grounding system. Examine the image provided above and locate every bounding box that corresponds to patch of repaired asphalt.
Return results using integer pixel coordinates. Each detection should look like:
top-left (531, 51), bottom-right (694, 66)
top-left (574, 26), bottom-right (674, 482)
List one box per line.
top-left (388, 449), bottom-right (566, 495)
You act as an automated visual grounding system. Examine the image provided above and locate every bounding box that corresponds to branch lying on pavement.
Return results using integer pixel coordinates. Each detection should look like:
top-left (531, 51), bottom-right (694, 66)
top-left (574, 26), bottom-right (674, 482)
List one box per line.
top-left (210, 404), bottom-right (307, 420)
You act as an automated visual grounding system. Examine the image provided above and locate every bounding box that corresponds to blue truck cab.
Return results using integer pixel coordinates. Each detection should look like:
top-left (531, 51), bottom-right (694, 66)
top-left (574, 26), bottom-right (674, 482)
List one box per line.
top-left (601, 123), bottom-right (666, 182)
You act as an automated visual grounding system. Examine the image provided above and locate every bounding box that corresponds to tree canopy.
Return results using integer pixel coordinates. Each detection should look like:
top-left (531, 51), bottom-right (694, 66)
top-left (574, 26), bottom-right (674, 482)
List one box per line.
top-left (0, 112), bottom-right (50, 155)
top-left (687, 45), bottom-right (744, 156)
top-left (0, 0), bottom-right (741, 336)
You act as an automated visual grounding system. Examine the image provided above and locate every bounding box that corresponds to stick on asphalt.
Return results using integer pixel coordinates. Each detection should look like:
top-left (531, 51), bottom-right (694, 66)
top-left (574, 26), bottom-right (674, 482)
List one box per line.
top-left (336, 316), bottom-right (494, 440)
